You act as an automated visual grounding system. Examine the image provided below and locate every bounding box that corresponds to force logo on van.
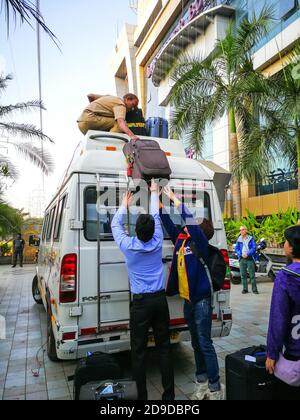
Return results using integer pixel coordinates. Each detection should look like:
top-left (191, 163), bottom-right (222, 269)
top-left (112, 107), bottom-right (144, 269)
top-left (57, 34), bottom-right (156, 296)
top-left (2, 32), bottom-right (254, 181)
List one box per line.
top-left (82, 296), bottom-right (111, 303)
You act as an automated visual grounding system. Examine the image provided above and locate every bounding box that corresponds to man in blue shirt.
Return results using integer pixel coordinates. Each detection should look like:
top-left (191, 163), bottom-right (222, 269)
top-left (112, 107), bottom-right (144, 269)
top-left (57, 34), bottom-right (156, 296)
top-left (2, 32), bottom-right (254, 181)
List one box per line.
top-left (111, 180), bottom-right (174, 401)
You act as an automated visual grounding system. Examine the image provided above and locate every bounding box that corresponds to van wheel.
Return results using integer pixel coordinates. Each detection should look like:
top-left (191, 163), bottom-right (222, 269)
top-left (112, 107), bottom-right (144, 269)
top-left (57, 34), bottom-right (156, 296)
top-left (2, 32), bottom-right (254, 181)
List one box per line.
top-left (32, 276), bottom-right (43, 304)
top-left (47, 305), bottom-right (59, 362)
top-left (230, 274), bottom-right (241, 285)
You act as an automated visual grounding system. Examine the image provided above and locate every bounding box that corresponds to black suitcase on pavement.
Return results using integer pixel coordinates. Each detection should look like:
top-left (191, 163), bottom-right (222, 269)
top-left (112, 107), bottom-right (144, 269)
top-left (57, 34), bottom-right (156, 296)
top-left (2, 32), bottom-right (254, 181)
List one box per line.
top-left (226, 346), bottom-right (277, 400)
top-left (79, 380), bottom-right (138, 401)
top-left (73, 352), bottom-right (122, 400)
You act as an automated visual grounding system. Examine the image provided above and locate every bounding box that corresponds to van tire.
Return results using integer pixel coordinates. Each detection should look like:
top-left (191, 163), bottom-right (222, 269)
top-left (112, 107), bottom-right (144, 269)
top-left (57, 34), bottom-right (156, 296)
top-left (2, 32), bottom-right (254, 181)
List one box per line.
top-left (230, 274), bottom-right (241, 285)
top-left (32, 276), bottom-right (43, 305)
top-left (47, 304), bottom-right (59, 362)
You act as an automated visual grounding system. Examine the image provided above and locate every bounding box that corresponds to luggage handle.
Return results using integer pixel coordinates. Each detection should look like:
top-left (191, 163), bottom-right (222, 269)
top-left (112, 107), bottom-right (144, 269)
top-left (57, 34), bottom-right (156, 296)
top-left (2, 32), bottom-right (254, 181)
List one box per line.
top-left (90, 134), bottom-right (129, 143)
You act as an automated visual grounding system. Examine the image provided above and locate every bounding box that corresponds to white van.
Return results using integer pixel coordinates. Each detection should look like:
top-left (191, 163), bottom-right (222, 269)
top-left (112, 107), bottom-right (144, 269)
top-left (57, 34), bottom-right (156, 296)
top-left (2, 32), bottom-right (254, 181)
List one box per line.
top-left (32, 131), bottom-right (232, 361)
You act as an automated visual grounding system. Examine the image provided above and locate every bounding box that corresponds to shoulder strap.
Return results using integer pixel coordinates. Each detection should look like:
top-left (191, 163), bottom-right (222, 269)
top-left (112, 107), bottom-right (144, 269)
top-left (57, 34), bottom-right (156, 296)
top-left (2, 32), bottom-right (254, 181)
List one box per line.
top-left (189, 240), bottom-right (215, 300)
top-left (282, 267), bottom-right (300, 278)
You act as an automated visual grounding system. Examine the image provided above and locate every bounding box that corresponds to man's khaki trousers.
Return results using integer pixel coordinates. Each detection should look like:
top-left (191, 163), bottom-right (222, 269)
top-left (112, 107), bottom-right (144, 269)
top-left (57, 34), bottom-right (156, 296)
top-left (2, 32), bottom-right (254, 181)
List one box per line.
top-left (78, 111), bottom-right (122, 135)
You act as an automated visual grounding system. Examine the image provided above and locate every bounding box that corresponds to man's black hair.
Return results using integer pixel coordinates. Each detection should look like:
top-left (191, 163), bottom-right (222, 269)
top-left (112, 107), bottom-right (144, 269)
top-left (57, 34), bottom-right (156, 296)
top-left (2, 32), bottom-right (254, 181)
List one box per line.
top-left (285, 226), bottom-right (300, 259)
top-left (136, 214), bottom-right (155, 243)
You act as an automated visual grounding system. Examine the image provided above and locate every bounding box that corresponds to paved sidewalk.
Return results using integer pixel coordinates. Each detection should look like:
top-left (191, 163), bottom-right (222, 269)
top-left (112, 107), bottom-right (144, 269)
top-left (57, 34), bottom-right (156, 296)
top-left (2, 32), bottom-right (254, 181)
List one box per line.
top-left (0, 265), bottom-right (273, 400)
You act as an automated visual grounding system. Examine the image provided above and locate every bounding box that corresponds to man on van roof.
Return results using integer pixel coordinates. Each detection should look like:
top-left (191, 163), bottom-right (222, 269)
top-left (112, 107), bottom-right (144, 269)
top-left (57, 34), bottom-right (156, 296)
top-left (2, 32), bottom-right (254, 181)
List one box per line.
top-left (77, 93), bottom-right (140, 140)
top-left (111, 180), bottom-right (175, 401)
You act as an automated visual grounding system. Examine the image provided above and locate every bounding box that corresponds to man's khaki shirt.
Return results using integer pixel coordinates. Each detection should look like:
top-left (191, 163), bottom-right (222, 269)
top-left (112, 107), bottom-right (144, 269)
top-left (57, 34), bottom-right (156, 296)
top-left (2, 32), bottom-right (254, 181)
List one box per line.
top-left (84, 95), bottom-right (126, 120)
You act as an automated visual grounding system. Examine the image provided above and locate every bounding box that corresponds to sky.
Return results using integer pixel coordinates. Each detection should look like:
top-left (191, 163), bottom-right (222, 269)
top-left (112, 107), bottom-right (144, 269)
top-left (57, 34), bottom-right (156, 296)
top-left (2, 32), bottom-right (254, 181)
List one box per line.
top-left (0, 0), bottom-right (137, 216)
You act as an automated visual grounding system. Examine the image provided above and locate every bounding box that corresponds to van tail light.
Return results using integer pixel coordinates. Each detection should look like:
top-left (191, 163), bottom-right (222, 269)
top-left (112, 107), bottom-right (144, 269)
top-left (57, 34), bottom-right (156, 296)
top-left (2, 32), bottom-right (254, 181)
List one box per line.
top-left (222, 279), bottom-right (231, 290)
top-left (220, 249), bottom-right (230, 266)
top-left (60, 254), bottom-right (77, 303)
top-left (220, 249), bottom-right (231, 290)
top-left (62, 332), bottom-right (76, 341)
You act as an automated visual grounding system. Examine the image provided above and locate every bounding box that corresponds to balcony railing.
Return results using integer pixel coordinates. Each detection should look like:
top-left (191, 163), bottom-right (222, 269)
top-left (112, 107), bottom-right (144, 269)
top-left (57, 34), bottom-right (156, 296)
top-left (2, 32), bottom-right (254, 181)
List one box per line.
top-left (256, 168), bottom-right (298, 196)
top-left (148, 0), bottom-right (235, 86)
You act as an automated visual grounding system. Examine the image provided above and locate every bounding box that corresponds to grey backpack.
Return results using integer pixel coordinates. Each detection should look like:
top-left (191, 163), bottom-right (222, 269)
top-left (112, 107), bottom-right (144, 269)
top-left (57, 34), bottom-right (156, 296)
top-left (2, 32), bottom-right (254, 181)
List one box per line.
top-left (123, 139), bottom-right (172, 182)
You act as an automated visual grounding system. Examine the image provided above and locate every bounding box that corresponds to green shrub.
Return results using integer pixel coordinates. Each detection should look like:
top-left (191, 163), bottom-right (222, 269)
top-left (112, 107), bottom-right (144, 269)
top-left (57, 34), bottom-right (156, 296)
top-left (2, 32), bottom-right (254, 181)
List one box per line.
top-left (224, 208), bottom-right (299, 248)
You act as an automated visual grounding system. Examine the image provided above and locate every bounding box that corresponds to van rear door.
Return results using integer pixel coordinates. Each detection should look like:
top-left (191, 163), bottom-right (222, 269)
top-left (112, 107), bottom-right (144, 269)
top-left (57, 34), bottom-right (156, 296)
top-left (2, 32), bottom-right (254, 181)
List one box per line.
top-left (78, 175), bottom-right (131, 339)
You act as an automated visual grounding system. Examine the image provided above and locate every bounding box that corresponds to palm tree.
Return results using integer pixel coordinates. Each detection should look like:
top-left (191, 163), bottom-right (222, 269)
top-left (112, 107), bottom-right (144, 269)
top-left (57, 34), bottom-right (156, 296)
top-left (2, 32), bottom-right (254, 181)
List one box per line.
top-left (1, 0), bottom-right (58, 44)
top-left (234, 46), bottom-right (300, 213)
top-left (0, 200), bottom-right (26, 237)
top-left (270, 48), bottom-right (300, 210)
top-left (170, 7), bottom-right (274, 218)
top-left (0, 73), bottom-right (54, 184)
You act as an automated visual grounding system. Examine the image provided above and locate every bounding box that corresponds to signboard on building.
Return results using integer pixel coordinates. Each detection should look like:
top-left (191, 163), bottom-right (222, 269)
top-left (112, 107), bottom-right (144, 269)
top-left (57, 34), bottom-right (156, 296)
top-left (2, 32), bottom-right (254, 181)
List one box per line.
top-left (147, 0), bottom-right (231, 79)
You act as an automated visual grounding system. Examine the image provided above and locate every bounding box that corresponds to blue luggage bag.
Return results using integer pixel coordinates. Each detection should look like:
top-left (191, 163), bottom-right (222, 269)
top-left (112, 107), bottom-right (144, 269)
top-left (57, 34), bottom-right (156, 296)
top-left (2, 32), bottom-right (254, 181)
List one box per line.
top-left (146, 117), bottom-right (169, 139)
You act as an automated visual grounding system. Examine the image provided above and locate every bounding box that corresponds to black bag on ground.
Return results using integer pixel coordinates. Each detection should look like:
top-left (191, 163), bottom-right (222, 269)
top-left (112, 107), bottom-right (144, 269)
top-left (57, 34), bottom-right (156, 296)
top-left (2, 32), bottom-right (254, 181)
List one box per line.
top-left (226, 346), bottom-right (276, 400)
top-left (79, 380), bottom-right (138, 401)
top-left (73, 352), bottom-right (121, 400)
top-left (224, 345), bottom-right (300, 400)
top-left (126, 108), bottom-right (147, 136)
top-left (190, 242), bottom-right (227, 292)
top-left (123, 139), bottom-right (172, 182)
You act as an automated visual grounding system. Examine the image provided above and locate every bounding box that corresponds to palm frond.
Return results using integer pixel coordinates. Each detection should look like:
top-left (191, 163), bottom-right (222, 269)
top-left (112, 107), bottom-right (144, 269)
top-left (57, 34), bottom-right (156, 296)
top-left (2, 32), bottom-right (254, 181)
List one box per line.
top-left (0, 74), bottom-right (13, 93)
top-left (0, 100), bottom-right (46, 118)
top-left (0, 153), bottom-right (19, 179)
top-left (0, 122), bottom-right (54, 143)
top-left (235, 5), bottom-right (274, 55)
top-left (1, 0), bottom-right (60, 48)
top-left (8, 140), bottom-right (54, 175)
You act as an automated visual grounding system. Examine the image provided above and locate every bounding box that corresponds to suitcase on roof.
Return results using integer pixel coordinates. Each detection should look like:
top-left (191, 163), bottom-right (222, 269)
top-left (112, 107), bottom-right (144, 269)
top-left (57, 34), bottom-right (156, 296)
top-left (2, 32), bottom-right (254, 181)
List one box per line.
top-left (126, 108), bottom-right (147, 136)
top-left (146, 117), bottom-right (169, 139)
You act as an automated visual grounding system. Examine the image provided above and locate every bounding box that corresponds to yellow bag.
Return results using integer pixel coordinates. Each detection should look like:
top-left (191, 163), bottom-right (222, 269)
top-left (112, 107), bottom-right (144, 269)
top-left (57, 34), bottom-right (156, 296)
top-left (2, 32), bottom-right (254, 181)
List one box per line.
top-left (177, 240), bottom-right (190, 301)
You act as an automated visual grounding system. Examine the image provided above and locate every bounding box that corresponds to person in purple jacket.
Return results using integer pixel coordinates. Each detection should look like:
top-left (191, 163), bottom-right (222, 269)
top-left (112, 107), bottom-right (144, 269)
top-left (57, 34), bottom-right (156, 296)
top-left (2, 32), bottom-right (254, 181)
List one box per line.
top-left (266, 226), bottom-right (300, 391)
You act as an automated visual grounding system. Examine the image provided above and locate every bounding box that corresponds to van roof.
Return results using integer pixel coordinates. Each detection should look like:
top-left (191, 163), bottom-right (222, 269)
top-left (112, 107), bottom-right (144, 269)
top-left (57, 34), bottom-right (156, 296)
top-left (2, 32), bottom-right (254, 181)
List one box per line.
top-left (61, 131), bottom-right (212, 182)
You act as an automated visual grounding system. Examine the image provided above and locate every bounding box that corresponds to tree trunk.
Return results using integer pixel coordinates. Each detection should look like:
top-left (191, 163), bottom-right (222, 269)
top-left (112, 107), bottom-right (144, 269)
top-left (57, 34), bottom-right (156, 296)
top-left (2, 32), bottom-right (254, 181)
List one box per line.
top-left (229, 109), bottom-right (242, 219)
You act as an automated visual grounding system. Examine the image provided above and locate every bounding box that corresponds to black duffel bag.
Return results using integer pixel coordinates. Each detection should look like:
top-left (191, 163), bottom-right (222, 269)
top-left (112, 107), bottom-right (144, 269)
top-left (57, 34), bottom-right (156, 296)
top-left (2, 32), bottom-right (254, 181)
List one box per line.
top-left (126, 108), bottom-right (147, 136)
top-left (73, 352), bottom-right (121, 400)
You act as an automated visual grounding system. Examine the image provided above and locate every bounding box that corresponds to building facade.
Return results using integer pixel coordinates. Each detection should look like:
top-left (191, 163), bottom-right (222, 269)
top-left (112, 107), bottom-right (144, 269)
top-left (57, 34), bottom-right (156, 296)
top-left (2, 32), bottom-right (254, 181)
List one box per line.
top-left (111, 0), bottom-right (300, 217)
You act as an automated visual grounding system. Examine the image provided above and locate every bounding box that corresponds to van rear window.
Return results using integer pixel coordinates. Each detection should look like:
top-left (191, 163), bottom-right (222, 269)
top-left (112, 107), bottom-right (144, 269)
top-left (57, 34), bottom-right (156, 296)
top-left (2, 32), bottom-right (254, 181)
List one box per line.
top-left (162, 191), bottom-right (212, 235)
top-left (84, 187), bottom-right (212, 241)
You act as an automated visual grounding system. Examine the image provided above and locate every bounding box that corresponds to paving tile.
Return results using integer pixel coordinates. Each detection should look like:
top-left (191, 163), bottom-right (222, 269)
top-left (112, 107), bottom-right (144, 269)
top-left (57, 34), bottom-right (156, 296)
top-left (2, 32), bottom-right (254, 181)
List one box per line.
top-left (48, 387), bottom-right (71, 400)
top-left (47, 379), bottom-right (69, 391)
top-left (3, 386), bottom-right (26, 398)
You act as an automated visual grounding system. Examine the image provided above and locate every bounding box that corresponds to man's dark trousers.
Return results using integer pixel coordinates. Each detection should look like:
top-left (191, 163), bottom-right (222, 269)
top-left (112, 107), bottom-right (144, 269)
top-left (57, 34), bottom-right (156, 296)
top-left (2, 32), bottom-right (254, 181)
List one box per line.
top-left (130, 291), bottom-right (175, 401)
top-left (13, 250), bottom-right (23, 267)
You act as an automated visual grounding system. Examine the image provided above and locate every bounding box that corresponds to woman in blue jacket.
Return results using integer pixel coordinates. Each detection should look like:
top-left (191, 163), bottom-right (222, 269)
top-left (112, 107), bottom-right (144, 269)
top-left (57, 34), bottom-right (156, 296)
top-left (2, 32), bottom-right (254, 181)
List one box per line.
top-left (160, 187), bottom-right (224, 401)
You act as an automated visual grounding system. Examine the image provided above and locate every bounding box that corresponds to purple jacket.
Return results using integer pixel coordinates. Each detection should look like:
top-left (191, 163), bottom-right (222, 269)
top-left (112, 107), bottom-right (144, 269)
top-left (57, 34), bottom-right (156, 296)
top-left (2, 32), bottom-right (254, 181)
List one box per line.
top-left (267, 263), bottom-right (300, 361)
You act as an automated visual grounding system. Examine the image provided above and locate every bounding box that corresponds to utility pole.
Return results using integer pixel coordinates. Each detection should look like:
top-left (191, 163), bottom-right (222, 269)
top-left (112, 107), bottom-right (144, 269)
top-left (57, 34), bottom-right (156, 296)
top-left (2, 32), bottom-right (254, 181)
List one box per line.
top-left (36, 0), bottom-right (45, 212)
